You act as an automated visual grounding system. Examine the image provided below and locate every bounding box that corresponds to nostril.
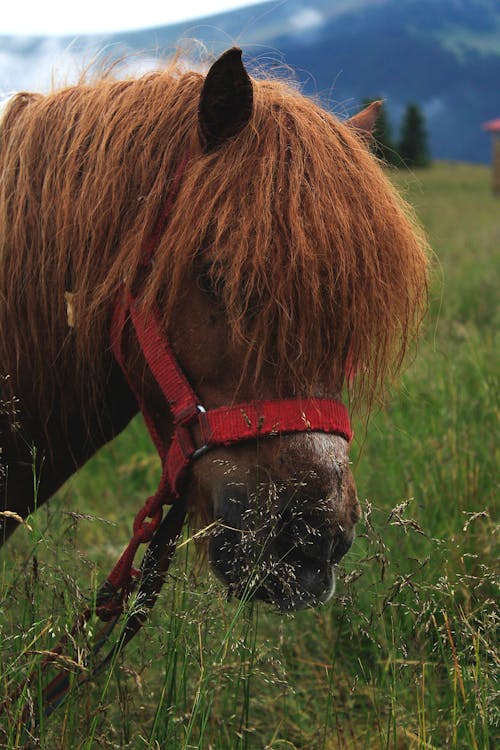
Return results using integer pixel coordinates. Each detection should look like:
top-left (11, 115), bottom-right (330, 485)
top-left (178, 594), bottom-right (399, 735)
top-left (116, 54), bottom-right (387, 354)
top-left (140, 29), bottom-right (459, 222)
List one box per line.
top-left (275, 511), bottom-right (329, 563)
top-left (218, 483), bottom-right (251, 528)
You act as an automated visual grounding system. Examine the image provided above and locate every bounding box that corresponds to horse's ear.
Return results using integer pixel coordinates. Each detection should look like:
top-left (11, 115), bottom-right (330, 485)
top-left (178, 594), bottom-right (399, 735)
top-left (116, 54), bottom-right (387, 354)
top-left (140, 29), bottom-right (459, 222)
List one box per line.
top-left (347, 100), bottom-right (382, 135)
top-left (198, 47), bottom-right (253, 152)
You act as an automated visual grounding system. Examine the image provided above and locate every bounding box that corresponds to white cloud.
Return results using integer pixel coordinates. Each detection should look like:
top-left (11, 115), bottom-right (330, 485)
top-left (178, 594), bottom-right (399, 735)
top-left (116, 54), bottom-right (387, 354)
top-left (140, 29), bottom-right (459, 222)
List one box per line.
top-left (289, 8), bottom-right (324, 32)
top-left (0, 40), bottom-right (92, 92)
top-left (0, 39), bottom-right (166, 94)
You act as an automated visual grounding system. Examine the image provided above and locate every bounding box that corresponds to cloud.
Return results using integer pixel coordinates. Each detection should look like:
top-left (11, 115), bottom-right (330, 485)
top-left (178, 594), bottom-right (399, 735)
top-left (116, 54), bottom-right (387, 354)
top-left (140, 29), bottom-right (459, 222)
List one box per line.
top-left (0, 37), bottom-right (164, 94)
top-left (0, 38), bottom-right (88, 92)
top-left (289, 8), bottom-right (324, 32)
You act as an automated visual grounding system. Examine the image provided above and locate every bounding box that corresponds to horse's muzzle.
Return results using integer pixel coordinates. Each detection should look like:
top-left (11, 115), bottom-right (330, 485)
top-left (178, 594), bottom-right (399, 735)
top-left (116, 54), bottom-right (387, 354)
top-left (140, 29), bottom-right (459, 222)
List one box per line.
top-left (208, 482), bottom-right (356, 611)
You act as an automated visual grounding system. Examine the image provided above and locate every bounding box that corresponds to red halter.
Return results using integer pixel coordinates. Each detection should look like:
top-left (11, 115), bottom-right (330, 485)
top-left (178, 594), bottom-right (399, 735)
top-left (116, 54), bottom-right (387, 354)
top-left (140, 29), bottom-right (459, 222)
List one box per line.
top-left (104, 156), bottom-right (352, 607)
top-left (24, 156), bottom-right (354, 720)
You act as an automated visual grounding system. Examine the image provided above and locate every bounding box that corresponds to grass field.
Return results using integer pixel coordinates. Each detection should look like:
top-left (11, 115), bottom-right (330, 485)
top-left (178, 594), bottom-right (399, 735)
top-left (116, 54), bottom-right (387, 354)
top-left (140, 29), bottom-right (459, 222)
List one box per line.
top-left (1, 162), bottom-right (498, 749)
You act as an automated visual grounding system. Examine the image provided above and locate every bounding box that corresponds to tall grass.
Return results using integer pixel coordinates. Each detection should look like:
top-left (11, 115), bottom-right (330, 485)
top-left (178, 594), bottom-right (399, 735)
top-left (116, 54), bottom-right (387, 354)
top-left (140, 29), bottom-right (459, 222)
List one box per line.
top-left (1, 162), bottom-right (498, 748)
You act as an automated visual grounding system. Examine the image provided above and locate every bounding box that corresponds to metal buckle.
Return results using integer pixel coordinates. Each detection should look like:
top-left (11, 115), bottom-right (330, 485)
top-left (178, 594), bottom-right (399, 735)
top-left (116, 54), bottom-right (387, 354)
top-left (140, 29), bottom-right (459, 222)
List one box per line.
top-left (192, 404), bottom-right (209, 459)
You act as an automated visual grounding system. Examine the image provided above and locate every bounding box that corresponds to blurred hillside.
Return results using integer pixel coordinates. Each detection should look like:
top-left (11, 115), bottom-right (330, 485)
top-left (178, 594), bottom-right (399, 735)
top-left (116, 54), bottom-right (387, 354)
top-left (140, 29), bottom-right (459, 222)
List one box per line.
top-left (1, 0), bottom-right (499, 163)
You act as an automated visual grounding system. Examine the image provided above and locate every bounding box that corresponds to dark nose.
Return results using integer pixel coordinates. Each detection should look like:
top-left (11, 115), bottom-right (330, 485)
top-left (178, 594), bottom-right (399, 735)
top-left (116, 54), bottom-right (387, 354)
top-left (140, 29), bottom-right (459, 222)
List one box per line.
top-left (209, 482), bottom-right (355, 610)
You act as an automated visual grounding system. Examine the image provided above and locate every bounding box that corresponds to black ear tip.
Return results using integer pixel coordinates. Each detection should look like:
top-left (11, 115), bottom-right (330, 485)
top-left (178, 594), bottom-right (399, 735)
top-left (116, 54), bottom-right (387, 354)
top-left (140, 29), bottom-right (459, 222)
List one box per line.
top-left (206, 47), bottom-right (245, 80)
top-left (199, 46), bottom-right (253, 152)
top-left (221, 47), bottom-right (243, 60)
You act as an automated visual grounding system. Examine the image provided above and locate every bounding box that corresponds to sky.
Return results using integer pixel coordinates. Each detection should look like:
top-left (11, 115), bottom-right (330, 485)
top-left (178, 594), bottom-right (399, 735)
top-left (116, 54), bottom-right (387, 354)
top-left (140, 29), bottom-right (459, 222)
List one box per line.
top-left (1, 0), bottom-right (270, 36)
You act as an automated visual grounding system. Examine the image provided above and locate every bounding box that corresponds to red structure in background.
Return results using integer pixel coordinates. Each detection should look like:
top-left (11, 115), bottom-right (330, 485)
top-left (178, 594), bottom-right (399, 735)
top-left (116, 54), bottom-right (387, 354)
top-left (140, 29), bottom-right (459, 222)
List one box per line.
top-left (482, 117), bottom-right (500, 193)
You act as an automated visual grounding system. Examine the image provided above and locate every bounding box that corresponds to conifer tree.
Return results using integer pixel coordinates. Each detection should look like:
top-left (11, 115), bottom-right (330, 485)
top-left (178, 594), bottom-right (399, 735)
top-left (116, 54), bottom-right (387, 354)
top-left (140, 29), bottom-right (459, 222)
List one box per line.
top-left (399, 103), bottom-right (431, 167)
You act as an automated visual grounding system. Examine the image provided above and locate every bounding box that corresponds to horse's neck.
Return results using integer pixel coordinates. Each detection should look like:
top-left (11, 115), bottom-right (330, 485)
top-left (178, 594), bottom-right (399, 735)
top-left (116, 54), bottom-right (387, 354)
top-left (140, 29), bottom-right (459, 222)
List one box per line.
top-left (0, 357), bottom-right (138, 543)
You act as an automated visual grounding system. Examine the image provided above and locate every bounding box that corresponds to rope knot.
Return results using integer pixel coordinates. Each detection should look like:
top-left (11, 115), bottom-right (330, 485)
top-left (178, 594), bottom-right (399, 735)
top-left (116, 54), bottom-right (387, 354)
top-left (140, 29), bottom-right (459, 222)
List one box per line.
top-left (133, 496), bottom-right (163, 542)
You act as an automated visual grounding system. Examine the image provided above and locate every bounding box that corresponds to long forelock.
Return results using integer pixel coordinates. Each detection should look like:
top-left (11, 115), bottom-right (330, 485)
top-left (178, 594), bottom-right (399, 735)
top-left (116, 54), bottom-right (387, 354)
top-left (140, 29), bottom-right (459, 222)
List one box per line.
top-left (148, 78), bottom-right (429, 411)
top-left (0, 64), bottom-right (428, 424)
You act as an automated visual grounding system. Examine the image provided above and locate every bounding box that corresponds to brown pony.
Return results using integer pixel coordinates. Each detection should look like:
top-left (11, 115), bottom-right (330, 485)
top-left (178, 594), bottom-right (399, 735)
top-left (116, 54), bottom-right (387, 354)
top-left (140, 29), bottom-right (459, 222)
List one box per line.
top-left (0, 48), bottom-right (428, 611)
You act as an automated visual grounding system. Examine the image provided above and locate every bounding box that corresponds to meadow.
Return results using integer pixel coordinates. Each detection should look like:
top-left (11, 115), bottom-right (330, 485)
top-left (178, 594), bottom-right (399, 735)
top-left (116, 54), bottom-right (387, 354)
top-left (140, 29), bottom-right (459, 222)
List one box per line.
top-left (0, 161), bottom-right (498, 749)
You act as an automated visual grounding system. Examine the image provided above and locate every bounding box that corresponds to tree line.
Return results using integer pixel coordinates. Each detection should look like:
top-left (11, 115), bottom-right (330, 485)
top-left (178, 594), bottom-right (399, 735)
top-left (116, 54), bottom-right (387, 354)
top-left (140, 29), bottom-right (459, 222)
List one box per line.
top-left (363, 99), bottom-right (431, 168)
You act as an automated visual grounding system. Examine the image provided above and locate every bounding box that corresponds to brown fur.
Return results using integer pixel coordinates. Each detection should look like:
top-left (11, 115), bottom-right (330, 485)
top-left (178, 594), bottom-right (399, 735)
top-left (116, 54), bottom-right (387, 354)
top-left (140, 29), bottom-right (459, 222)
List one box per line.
top-left (0, 60), bottom-right (428, 427)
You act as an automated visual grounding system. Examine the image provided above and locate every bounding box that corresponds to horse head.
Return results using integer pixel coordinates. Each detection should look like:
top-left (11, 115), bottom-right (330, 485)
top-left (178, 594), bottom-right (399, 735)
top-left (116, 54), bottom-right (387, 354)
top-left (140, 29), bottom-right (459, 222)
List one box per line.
top-left (115, 51), bottom-right (385, 611)
top-left (139, 237), bottom-right (360, 611)
top-left (0, 49), bottom-right (428, 614)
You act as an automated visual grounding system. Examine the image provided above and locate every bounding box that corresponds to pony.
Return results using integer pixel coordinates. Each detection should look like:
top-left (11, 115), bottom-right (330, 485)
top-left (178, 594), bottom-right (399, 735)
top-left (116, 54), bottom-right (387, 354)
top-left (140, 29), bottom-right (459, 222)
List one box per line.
top-left (0, 48), bottom-right (428, 613)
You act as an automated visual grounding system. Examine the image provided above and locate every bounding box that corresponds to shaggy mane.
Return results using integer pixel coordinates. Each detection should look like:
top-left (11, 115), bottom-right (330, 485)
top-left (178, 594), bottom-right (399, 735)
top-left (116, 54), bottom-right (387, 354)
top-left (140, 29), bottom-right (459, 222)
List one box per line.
top-left (0, 58), bottom-right (428, 426)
